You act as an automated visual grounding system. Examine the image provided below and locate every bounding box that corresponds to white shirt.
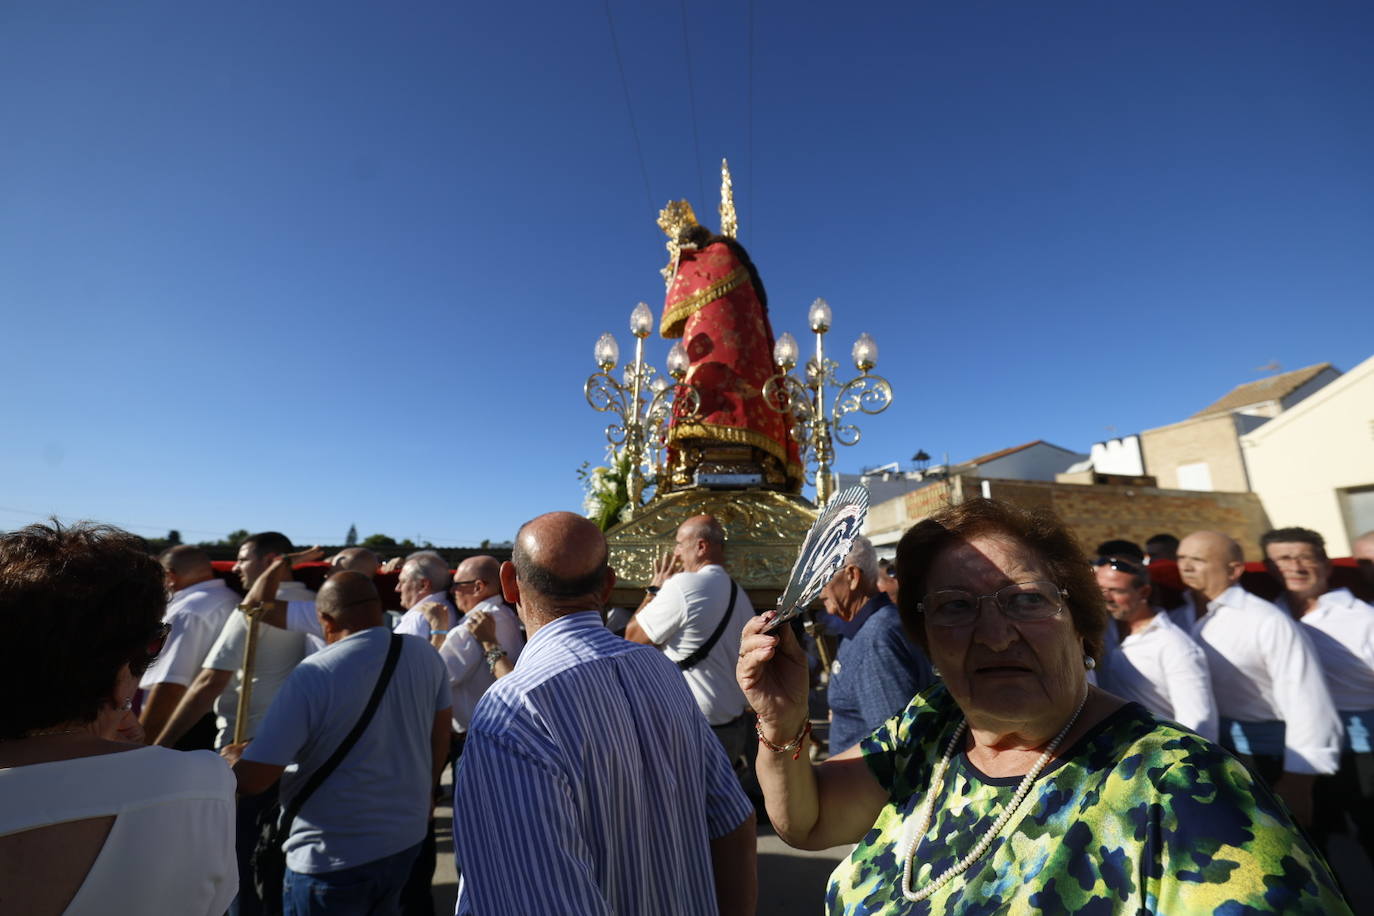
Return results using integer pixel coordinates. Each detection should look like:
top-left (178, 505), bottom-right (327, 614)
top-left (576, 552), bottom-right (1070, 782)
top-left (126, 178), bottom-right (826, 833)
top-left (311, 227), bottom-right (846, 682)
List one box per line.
top-left (437, 597), bottom-right (524, 732)
top-left (395, 592), bottom-right (458, 639)
top-left (1278, 588), bottom-right (1374, 713)
top-left (1190, 584), bottom-right (1341, 774)
top-left (0, 746), bottom-right (236, 915)
top-left (140, 578), bottom-right (239, 689)
top-left (203, 581), bottom-right (314, 748)
top-left (634, 564), bottom-right (752, 725)
top-left (1099, 610), bottom-right (1218, 741)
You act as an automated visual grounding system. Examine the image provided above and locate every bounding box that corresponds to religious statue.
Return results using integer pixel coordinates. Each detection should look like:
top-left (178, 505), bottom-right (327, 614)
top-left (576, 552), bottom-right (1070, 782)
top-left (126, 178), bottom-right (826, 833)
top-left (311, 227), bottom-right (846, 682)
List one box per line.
top-left (656, 161), bottom-right (804, 494)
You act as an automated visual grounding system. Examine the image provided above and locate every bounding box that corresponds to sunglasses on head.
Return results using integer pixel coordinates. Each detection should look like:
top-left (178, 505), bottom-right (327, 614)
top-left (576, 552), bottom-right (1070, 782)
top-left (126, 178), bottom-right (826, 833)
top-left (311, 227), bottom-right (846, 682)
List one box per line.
top-left (129, 622), bottom-right (172, 677)
top-left (1093, 556), bottom-right (1143, 576)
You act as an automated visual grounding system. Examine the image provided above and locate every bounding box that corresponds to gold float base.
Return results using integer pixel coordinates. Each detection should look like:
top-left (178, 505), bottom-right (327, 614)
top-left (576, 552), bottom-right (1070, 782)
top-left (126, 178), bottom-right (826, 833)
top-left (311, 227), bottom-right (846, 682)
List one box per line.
top-left (606, 486), bottom-right (817, 612)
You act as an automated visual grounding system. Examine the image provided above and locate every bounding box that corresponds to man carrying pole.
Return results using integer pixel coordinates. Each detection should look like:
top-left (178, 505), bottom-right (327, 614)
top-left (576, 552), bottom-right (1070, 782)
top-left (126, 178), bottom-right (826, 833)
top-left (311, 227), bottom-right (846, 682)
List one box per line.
top-left (155, 532), bottom-right (314, 916)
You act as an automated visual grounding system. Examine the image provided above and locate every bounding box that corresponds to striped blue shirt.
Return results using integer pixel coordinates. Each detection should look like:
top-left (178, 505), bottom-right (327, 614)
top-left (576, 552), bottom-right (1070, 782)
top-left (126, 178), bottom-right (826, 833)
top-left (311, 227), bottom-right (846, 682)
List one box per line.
top-left (453, 610), bottom-right (753, 915)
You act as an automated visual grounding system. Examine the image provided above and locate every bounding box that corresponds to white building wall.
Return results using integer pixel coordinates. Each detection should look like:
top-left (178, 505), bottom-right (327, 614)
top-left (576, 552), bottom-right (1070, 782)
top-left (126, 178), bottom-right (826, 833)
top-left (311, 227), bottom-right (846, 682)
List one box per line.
top-left (1089, 436), bottom-right (1145, 476)
top-left (1241, 355), bottom-right (1374, 555)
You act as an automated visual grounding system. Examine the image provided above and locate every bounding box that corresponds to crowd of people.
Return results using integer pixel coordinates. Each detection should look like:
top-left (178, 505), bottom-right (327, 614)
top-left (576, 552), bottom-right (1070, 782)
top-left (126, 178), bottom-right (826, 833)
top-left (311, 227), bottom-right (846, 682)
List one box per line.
top-left (0, 503), bottom-right (1371, 914)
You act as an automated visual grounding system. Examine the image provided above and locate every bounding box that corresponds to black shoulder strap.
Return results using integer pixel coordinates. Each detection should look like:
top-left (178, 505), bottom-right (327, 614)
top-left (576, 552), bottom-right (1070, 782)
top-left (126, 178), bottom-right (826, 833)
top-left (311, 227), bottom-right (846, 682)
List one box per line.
top-left (677, 580), bottom-right (738, 671)
top-left (280, 631), bottom-right (403, 825)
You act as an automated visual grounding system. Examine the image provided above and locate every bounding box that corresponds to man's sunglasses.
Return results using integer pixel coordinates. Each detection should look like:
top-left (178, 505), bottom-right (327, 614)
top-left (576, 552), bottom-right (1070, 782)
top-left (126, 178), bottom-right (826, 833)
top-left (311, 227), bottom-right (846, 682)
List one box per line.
top-left (1093, 556), bottom-right (1144, 577)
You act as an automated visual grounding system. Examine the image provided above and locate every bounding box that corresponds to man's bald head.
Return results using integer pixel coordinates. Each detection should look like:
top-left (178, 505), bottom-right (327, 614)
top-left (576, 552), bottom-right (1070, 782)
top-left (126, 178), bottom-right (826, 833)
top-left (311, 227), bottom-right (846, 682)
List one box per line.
top-left (1177, 530), bottom-right (1245, 601)
top-left (674, 514), bottom-right (726, 572)
top-left (331, 547), bottom-right (380, 578)
top-left (511, 512), bottom-right (611, 607)
top-left (317, 570), bottom-right (385, 634)
top-left (161, 544), bottom-right (213, 577)
top-left (454, 554), bottom-right (503, 610)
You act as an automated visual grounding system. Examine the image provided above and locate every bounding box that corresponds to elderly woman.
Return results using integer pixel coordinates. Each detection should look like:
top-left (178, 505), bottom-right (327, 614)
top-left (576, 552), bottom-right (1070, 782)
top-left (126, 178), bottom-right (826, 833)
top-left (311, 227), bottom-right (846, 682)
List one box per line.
top-left (739, 499), bottom-right (1350, 914)
top-left (0, 522), bottom-right (237, 915)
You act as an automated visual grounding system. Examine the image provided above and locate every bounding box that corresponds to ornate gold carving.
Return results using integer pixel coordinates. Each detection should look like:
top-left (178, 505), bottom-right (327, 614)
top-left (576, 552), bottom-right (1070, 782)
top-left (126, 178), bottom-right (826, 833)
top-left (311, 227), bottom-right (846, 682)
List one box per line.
top-left (658, 200), bottom-right (700, 287)
top-left (719, 158), bottom-right (738, 239)
top-left (667, 420), bottom-right (804, 483)
top-left (660, 266), bottom-right (749, 338)
top-left (606, 488), bottom-right (817, 596)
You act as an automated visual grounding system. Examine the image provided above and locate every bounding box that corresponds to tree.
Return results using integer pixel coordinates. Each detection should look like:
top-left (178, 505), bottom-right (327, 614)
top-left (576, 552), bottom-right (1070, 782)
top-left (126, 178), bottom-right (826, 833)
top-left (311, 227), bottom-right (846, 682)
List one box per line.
top-left (166, 530), bottom-right (182, 546)
top-left (362, 533), bottom-right (397, 549)
top-left (345, 524), bottom-right (358, 547)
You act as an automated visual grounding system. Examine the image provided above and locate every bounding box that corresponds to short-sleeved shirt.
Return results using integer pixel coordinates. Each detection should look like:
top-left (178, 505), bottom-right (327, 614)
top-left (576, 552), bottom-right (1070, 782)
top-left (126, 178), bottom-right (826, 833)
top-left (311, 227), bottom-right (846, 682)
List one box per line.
top-left (203, 581), bottom-right (313, 748)
top-left (140, 578), bottom-right (239, 689)
top-left (826, 596), bottom-right (934, 754)
top-left (243, 626), bottom-right (450, 874)
top-left (635, 564), bottom-right (752, 724)
top-left (826, 684), bottom-right (1350, 914)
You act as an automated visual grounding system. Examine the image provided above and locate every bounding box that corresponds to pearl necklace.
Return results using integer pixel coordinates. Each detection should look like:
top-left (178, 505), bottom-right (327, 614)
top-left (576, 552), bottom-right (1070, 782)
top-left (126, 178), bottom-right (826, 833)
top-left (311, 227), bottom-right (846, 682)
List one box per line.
top-left (897, 691), bottom-right (1088, 903)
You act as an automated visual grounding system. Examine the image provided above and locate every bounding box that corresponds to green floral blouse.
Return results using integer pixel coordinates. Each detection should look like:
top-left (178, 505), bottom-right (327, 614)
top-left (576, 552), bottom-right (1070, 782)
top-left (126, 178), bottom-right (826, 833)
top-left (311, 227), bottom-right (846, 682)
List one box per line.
top-left (826, 685), bottom-right (1350, 915)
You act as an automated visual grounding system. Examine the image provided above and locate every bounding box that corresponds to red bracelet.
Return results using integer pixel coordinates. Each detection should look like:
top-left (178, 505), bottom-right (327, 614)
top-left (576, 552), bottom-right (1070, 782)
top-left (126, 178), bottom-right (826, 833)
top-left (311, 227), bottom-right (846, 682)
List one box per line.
top-left (756, 719), bottom-right (812, 761)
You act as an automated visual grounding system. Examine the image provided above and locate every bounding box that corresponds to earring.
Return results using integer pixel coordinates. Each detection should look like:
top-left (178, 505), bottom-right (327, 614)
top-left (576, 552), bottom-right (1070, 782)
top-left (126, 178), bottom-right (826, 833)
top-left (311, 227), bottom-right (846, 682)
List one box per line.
top-left (1083, 655), bottom-right (1096, 671)
top-left (931, 665), bottom-right (941, 678)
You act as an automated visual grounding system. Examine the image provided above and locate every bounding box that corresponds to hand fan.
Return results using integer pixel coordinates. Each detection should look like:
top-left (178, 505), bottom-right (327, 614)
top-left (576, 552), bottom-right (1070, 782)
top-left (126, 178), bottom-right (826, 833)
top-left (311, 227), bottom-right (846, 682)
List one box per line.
top-left (765, 485), bottom-right (870, 631)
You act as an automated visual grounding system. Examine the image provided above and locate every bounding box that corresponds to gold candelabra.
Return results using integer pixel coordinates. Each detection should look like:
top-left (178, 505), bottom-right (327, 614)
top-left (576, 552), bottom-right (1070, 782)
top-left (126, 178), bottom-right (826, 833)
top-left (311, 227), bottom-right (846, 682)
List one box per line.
top-left (763, 298), bottom-right (893, 505)
top-left (585, 302), bottom-right (701, 505)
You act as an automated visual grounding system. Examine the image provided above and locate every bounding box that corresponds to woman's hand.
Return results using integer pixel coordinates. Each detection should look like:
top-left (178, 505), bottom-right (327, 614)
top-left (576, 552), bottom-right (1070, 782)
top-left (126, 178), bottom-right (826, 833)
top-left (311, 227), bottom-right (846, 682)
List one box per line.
top-left (738, 611), bottom-right (810, 743)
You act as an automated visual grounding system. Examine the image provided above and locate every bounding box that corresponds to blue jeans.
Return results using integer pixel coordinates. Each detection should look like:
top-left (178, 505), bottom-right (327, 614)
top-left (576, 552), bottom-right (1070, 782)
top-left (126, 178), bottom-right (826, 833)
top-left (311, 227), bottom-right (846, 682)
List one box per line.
top-left (283, 842), bottom-right (423, 916)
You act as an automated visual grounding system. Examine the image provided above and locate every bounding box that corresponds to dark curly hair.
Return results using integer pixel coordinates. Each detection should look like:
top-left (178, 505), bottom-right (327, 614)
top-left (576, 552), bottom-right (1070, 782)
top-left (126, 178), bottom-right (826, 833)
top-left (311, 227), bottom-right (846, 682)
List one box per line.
top-left (0, 520), bottom-right (167, 738)
top-left (894, 498), bottom-right (1108, 663)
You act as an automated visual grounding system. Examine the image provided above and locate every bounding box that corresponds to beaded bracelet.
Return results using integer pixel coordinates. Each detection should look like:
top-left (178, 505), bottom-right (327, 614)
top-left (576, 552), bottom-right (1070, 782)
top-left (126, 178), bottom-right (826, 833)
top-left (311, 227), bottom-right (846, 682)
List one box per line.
top-left (756, 719), bottom-right (812, 760)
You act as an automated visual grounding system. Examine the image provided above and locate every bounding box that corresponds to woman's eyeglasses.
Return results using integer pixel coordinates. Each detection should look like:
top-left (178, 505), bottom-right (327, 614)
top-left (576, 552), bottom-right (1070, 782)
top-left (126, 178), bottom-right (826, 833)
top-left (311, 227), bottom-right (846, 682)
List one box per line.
top-left (130, 622), bottom-right (172, 676)
top-left (917, 581), bottom-right (1068, 628)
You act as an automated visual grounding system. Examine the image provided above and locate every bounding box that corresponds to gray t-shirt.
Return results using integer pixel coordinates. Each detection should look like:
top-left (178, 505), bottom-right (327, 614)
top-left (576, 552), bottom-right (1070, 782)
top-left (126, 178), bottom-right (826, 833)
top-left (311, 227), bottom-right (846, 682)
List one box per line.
top-left (243, 627), bottom-right (450, 873)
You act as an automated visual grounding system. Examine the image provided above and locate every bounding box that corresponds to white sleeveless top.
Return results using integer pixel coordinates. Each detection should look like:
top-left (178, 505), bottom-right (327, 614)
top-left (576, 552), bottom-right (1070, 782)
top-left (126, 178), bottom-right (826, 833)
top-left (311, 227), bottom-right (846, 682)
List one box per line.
top-left (0, 745), bottom-right (237, 914)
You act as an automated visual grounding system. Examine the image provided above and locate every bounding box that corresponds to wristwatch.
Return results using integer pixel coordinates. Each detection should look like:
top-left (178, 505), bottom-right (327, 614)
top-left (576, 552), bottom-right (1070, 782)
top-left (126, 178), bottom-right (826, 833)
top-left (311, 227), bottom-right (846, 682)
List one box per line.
top-left (483, 646), bottom-right (508, 673)
top-left (645, 585), bottom-right (660, 596)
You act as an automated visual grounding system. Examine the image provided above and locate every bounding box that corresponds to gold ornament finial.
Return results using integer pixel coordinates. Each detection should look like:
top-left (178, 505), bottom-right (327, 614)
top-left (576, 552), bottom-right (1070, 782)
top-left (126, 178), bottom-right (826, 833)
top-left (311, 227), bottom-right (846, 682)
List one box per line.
top-left (658, 199), bottom-right (700, 286)
top-left (719, 158), bottom-right (738, 239)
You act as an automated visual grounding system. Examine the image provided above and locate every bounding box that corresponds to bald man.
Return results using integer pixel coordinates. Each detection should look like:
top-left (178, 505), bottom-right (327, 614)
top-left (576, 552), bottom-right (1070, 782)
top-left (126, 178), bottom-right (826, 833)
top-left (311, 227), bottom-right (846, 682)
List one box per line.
top-left (139, 545), bottom-right (240, 747)
top-left (453, 512), bottom-right (756, 916)
top-left (627, 514), bottom-right (756, 764)
top-left (329, 546), bottom-right (381, 578)
top-left (422, 555), bottom-right (523, 734)
top-left (1177, 530), bottom-right (1340, 826)
top-left (224, 572), bottom-right (450, 914)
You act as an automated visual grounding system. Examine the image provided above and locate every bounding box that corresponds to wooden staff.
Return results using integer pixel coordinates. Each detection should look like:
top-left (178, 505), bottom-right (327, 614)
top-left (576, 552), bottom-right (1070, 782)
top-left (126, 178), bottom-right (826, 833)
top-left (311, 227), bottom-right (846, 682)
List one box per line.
top-left (232, 605), bottom-right (261, 746)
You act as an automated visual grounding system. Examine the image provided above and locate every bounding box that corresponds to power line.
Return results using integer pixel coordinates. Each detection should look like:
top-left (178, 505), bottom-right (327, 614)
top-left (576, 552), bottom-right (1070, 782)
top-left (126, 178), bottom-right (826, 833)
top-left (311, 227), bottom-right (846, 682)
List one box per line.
top-left (602, 0), bottom-right (654, 214)
top-left (747, 0), bottom-right (755, 228)
top-left (678, 0), bottom-right (707, 209)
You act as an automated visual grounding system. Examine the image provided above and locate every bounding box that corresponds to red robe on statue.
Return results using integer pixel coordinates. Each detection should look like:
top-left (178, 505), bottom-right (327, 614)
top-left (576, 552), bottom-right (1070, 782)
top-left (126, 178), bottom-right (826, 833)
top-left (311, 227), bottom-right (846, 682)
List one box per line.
top-left (661, 240), bottom-right (804, 490)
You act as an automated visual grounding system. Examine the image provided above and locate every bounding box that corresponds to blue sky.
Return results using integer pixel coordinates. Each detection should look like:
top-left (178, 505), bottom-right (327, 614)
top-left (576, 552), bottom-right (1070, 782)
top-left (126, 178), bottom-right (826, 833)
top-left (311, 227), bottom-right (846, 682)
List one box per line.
top-left (1, 2), bottom-right (1370, 546)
